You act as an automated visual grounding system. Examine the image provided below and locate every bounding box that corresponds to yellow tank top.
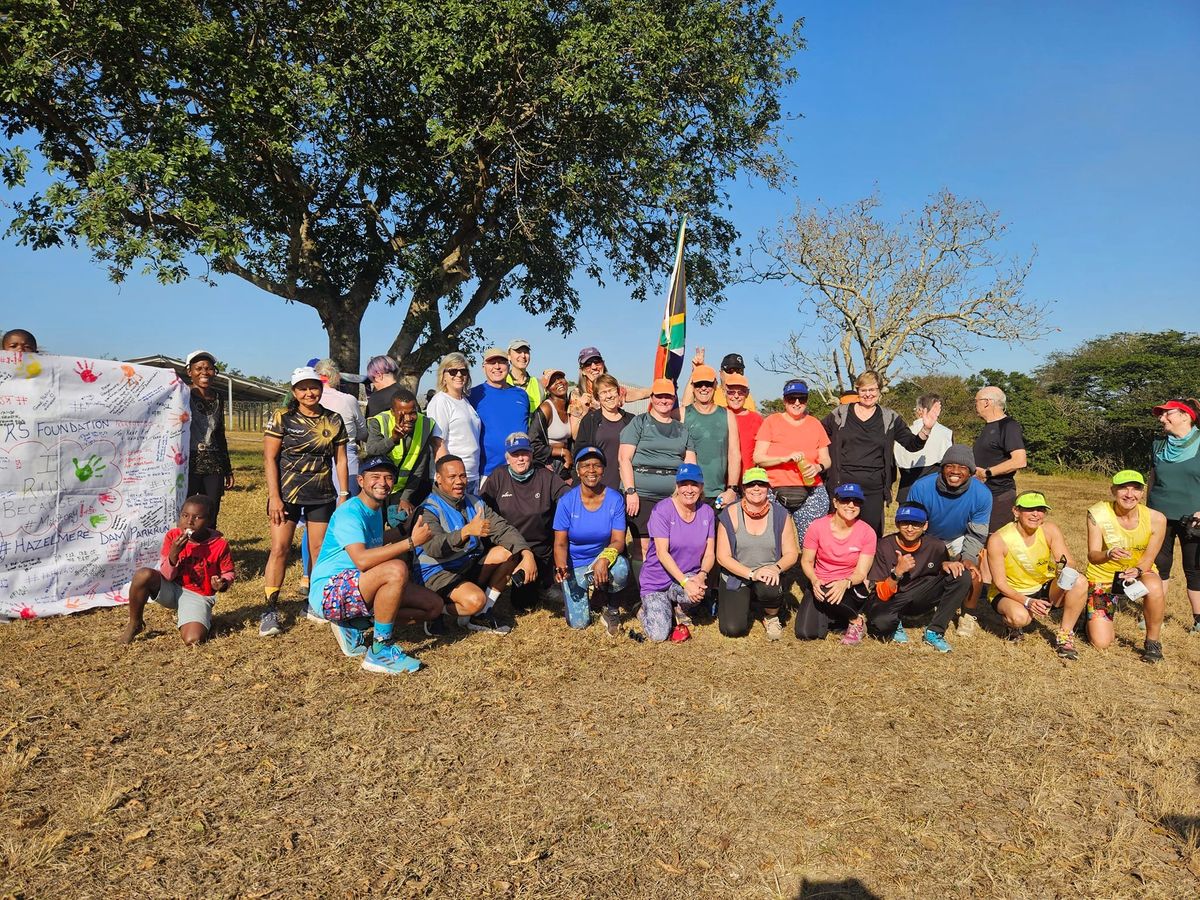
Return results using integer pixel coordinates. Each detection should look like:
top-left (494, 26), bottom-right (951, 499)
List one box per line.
top-left (1085, 502), bottom-right (1155, 583)
top-left (998, 522), bottom-right (1055, 593)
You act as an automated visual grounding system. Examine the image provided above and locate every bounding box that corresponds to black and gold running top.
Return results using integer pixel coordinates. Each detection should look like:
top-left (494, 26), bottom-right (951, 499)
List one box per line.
top-left (265, 406), bottom-right (349, 505)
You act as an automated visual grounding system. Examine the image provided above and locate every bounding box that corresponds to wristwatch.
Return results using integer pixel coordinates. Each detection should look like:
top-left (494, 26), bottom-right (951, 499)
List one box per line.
top-left (624, 487), bottom-right (637, 496)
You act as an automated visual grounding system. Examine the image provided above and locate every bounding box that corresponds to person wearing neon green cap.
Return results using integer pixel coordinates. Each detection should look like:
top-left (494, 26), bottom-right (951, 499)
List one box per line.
top-left (1084, 470), bottom-right (1167, 662)
top-left (986, 491), bottom-right (1087, 659)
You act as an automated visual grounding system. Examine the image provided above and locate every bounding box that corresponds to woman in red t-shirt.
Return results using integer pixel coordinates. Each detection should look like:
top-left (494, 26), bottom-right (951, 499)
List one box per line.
top-left (753, 379), bottom-right (832, 543)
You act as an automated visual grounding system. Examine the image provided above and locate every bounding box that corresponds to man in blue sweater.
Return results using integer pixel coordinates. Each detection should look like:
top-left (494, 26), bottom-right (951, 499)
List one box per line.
top-left (469, 347), bottom-right (534, 480)
top-left (906, 444), bottom-right (993, 637)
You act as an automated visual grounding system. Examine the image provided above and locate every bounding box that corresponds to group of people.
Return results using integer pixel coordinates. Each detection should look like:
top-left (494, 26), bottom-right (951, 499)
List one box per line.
top-left (6, 327), bottom-right (1197, 676)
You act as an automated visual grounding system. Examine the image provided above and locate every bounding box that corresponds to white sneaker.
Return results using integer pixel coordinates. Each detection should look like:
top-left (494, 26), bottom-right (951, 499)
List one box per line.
top-left (956, 612), bottom-right (979, 639)
top-left (763, 616), bottom-right (783, 641)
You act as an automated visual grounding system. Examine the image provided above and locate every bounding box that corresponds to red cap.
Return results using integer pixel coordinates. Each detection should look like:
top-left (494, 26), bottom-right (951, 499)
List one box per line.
top-left (650, 377), bottom-right (676, 396)
top-left (1153, 400), bottom-right (1197, 421)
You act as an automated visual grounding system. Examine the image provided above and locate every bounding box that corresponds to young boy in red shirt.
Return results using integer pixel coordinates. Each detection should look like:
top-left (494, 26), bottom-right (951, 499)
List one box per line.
top-left (120, 495), bottom-right (235, 645)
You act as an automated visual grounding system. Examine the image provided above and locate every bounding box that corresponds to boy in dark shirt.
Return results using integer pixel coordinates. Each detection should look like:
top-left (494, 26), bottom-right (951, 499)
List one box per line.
top-left (865, 503), bottom-right (971, 652)
top-left (120, 495), bottom-right (235, 646)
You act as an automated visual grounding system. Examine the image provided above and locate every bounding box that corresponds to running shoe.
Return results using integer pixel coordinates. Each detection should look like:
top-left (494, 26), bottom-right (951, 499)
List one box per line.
top-left (305, 604), bottom-right (328, 624)
top-left (460, 612), bottom-right (512, 634)
top-left (1190, 619), bottom-right (1200, 637)
top-left (1137, 613), bottom-right (1146, 631)
top-left (258, 609), bottom-right (282, 637)
top-left (763, 616), bottom-right (784, 641)
top-left (331, 622), bottom-right (370, 657)
top-left (840, 618), bottom-right (865, 646)
top-left (1054, 630), bottom-right (1078, 661)
top-left (1142, 639), bottom-right (1164, 664)
top-left (600, 608), bottom-right (621, 637)
top-left (361, 643), bottom-right (421, 675)
top-left (922, 628), bottom-right (951, 653)
top-left (669, 623), bottom-right (691, 643)
top-left (1004, 626), bottom-right (1025, 643)
top-left (674, 606), bottom-right (694, 628)
top-left (423, 615), bottom-right (448, 638)
top-left (891, 622), bottom-right (909, 644)
top-left (955, 612), bottom-right (979, 638)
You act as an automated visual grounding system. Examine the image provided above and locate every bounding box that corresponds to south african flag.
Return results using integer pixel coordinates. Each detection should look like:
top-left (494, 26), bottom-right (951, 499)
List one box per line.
top-left (653, 217), bottom-right (687, 385)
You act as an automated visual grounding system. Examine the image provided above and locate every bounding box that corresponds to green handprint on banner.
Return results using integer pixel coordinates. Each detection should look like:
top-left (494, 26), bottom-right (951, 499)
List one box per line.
top-left (175, 473), bottom-right (185, 491)
top-left (72, 454), bottom-right (107, 482)
top-left (89, 513), bottom-right (107, 528)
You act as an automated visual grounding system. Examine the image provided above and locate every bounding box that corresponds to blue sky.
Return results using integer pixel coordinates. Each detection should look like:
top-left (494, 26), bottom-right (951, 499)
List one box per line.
top-left (3, 1), bottom-right (1197, 399)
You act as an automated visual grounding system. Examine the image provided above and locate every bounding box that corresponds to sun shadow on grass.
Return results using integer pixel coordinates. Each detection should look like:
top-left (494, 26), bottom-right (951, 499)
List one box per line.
top-left (795, 877), bottom-right (882, 899)
top-left (1159, 814), bottom-right (1200, 848)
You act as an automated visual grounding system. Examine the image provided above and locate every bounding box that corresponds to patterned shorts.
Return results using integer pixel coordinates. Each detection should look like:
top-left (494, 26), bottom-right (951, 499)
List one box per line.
top-left (322, 568), bottom-right (370, 622)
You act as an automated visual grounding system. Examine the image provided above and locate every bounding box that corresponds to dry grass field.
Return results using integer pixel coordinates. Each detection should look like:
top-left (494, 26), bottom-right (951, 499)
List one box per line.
top-left (2, 433), bottom-right (1198, 898)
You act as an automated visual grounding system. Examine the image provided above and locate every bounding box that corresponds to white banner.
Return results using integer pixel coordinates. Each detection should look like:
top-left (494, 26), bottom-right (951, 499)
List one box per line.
top-left (0, 353), bottom-right (189, 618)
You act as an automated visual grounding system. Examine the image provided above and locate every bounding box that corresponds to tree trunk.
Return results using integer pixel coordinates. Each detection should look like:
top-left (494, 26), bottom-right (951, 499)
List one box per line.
top-left (319, 298), bottom-right (368, 377)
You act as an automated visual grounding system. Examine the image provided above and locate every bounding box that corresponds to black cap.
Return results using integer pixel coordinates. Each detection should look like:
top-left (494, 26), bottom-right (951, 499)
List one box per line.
top-left (359, 455), bottom-right (398, 475)
top-left (720, 353), bottom-right (745, 371)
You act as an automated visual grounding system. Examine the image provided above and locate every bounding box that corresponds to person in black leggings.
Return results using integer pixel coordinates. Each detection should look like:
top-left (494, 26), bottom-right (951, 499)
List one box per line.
top-left (184, 350), bottom-right (234, 529)
top-left (821, 371), bottom-right (939, 535)
top-left (1147, 397), bottom-right (1200, 634)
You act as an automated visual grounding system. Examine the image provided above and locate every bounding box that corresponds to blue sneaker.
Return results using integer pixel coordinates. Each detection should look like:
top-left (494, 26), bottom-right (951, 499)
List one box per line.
top-left (331, 622), bottom-right (371, 657)
top-left (361, 643), bottom-right (421, 675)
top-left (923, 628), bottom-right (951, 653)
top-left (892, 622), bottom-right (909, 644)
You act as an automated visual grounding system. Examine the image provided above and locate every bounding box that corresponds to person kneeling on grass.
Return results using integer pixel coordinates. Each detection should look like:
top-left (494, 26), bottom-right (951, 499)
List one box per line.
top-left (308, 455), bottom-right (443, 675)
top-left (416, 455), bottom-right (538, 635)
top-left (552, 446), bottom-right (630, 635)
top-left (794, 482), bottom-right (877, 644)
top-left (715, 467), bottom-right (799, 641)
top-left (986, 491), bottom-right (1087, 659)
top-left (1084, 470), bottom-right (1167, 663)
top-left (637, 463), bottom-right (716, 642)
top-left (121, 495), bottom-right (234, 646)
top-left (864, 503), bottom-right (971, 653)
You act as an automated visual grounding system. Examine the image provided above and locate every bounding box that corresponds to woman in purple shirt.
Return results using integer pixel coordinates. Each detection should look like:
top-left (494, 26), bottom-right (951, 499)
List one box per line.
top-left (637, 463), bottom-right (716, 641)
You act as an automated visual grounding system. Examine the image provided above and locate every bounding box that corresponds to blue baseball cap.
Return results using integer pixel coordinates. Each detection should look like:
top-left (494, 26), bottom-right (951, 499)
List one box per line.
top-left (574, 445), bottom-right (606, 466)
top-left (360, 455), bottom-right (398, 475)
top-left (895, 504), bottom-right (928, 524)
top-left (504, 434), bottom-right (532, 453)
top-left (675, 463), bottom-right (705, 484)
top-left (783, 379), bottom-right (809, 397)
top-left (833, 482), bottom-right (865, 501)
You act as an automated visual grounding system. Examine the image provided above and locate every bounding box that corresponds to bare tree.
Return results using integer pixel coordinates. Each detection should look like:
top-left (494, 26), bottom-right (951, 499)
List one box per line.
top-left (754, 191), bottom-right (1051, 401)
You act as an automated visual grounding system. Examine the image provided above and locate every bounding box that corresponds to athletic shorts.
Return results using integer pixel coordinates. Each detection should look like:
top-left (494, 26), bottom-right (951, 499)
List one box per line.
top-left (990, 581), bottom-right (1050, 612)
top-left (273, 499), bottom-right (336, 524)
top-left (423, 559), bottom-right (486, 596)
top-left (152, 580), bottom-right (215, 630)
top-left (321, 568), bottom-right (370, 622)
top-left (627, 494), bottom-right (667, 544)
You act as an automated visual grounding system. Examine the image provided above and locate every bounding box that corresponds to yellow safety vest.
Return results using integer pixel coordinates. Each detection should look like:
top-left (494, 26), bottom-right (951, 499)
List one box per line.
top-left (370, 411), bottom-right (431, 493)
top-left (997, 522), bottom-right (1055, 594)
top-left (1085, 502), bottom-right (1155, 583)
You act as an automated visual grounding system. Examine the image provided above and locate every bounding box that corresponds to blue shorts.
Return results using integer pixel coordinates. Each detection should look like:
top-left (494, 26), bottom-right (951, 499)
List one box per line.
top-left (152, 581), bottom-right (215, 630)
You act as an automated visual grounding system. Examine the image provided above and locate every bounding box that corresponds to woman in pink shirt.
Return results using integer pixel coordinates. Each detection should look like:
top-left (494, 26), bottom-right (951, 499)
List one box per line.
top-left (795, 482), bottom-right (877, 645)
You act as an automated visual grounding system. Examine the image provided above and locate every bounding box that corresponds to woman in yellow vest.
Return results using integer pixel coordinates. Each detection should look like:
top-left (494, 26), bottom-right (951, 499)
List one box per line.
top-left (1084, 470), bottom-right (1167, 662)
top-left (986, 491), bottom-right (1087, 659)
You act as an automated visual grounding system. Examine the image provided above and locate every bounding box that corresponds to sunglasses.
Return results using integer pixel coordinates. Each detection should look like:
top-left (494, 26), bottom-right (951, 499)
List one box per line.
top-left (836, 497), bottom-right (863, 506)
top-left (446, 368), bottom-right (468, 377)
top-left (784, 395), bottom-right (809, 404)
top-left (693, 381), bottom-right (715, 389)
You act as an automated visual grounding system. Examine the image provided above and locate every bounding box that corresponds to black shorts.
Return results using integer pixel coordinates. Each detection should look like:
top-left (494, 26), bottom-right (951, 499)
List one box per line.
top-left (424, 559), bottom-right (486, 595)
top-left (987, 488), bottom-right (1017, 535)
top-left (274, 499), bottom-right (336, 524)
top-left (627, 494), bottom-right (667, 544)
top-left (990, 581), bottom-right (1050, 612)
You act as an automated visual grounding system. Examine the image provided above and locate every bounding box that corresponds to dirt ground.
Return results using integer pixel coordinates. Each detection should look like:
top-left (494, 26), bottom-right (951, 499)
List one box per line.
top-left (3, 435), bottom-right (1198, 898)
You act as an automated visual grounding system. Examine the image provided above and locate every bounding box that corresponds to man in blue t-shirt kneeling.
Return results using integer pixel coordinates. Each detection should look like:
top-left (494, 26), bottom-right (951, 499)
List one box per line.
top-left (309, 455), bottom-right (444, 674)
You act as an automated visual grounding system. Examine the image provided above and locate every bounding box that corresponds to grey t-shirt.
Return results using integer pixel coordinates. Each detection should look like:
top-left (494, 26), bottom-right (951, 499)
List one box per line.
top-left (620, 414), bottom-right (696, 500)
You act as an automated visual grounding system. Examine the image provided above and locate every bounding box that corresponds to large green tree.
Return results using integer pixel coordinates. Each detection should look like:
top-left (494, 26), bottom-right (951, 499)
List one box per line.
top-left (0, 1), bottom-right (801, 379)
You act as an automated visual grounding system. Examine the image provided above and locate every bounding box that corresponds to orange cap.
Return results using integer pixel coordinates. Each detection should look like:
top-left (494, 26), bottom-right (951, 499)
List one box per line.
top-left (651, 377), bottom-right (676, 396)
top-left (723, 372), bottom-right (749, 389)
top-left (690, 365), bottom-right (718, 384)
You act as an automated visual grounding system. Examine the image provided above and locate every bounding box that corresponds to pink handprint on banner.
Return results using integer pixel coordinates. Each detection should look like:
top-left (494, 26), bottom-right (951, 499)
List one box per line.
top-left (75, 360), bottom-right (99, 383)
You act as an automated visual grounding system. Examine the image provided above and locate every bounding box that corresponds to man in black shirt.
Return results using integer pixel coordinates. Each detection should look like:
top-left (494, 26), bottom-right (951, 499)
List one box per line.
top-left (972, 386), bottom-right (1027, 534)
top-left (865, 503), bottom-right (971, 652)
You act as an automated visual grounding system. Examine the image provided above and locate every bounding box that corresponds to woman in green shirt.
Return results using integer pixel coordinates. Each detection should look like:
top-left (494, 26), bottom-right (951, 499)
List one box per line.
top-left (1147, 397), bottom-right (1200, 633)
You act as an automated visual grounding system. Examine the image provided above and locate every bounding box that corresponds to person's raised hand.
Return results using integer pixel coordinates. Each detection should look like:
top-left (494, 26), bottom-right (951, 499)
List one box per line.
top-left (409, 514), bottom-right (432, 547)
top-left (692, 347), bottom-right (705, 367)
top-left (461, 507), bottom-right (490, 538)
top-left (894, 550), bottom-right (917, 577)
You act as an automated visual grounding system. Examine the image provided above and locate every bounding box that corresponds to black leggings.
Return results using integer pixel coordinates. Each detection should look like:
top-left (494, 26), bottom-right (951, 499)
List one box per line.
top-left (718, 579), bottom-right (786, 637)
top-left (187, 472), bottom-right (226, 529)
top-left (862, 570), bottom-right (971, 636)
top-left (1154, 518), bottom-right (1200, 591)
top-left (838, 469), bottom-right (885, 536)
top-left (794, 583), bottom-right (871, 639)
